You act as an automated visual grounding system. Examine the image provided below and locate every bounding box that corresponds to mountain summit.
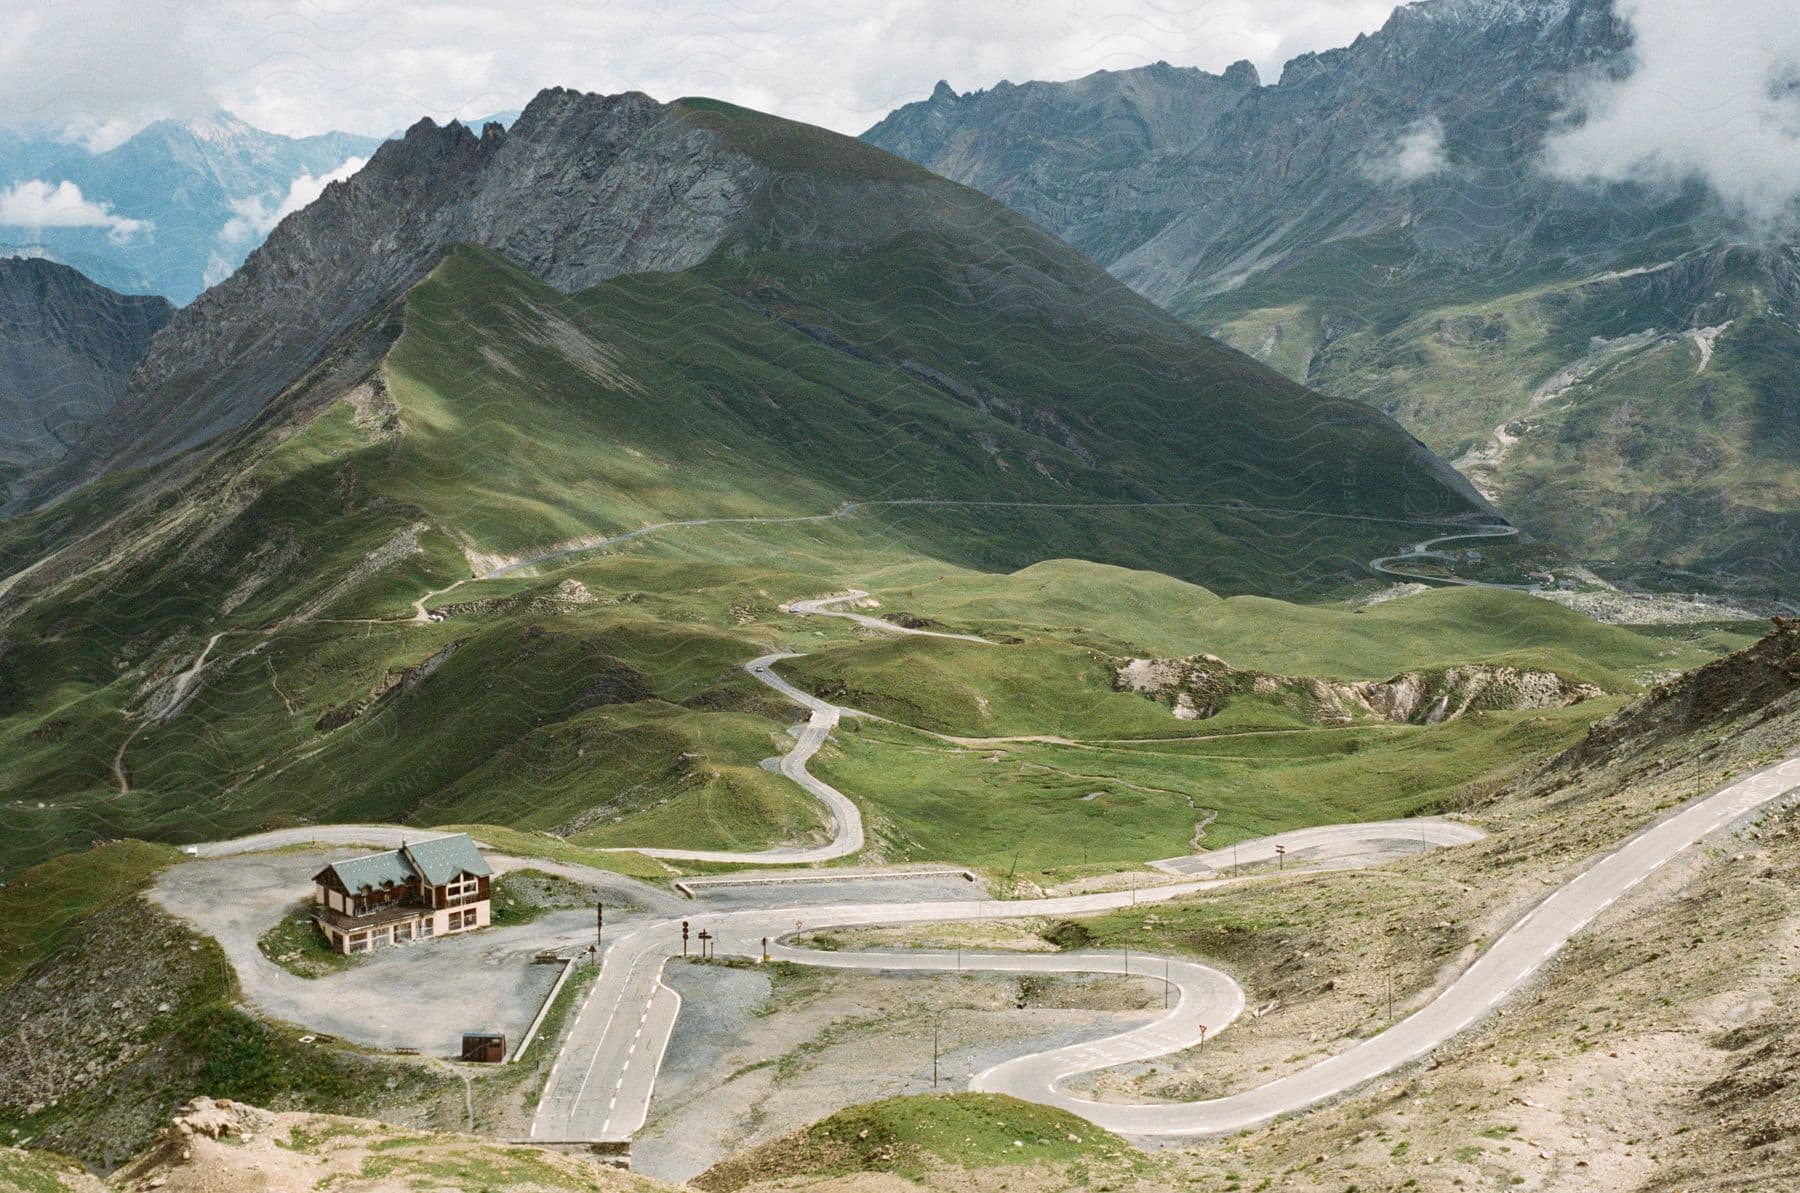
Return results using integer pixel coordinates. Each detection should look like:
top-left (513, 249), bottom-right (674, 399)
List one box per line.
top-left (29, 86), bottom-right (1486, 537)
top-left (864, 0), bottom-right (1798, 591)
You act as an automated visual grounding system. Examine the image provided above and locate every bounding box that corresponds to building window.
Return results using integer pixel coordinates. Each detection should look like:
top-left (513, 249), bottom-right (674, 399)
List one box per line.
top-left (443, 875), bottom-right (481, 905)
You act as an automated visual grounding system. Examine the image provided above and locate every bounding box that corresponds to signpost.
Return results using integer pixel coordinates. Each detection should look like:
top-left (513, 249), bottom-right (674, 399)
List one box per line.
top-left (681, 920), bottom-right (689, 956)
top-left (1197, 1024), bottom-right (1207, 1049)
top-left (1275, 843), bottom-right (1287, 871)
top-left (697, 929), bottom-right (713, 960)
top-left (595, 901), bottom-right (603, 953)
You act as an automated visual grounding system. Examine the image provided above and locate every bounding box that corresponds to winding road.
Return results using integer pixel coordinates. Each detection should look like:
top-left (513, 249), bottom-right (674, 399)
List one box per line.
top-left (159, 556), bottom-right (1799, 1150)
top-left (521, 589), bottom-right (1800, 1143)
top-left (620, 652), bottom-right (865, 865)
top-left (1367, 522), bottom-right (1524, 587)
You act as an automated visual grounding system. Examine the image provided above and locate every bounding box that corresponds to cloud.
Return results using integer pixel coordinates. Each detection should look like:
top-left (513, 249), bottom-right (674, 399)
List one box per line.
top-left (1543, 0), bottom-right (1800, 224)
top-left (220, 156), bottom-right (368, 245)
top-left (0, 2), bottom-right (211, 143)
top-left (0, 180), bottom-right (151, 242)
top-left (1363, 117), bottom-right (1449, 185)
top-left (0, 0), bottom-right (1398, 144)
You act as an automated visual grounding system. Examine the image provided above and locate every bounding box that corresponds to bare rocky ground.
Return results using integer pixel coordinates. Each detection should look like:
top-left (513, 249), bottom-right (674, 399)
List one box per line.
top-left (101, 1097), bottom-right (673, 1192)
top-left (634, 961), bottom-right (1164, 1183)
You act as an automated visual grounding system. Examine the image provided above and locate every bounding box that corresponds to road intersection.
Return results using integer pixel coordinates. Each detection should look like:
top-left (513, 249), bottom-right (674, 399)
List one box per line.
top-left (168, 583), bottom-right (1800, 1149)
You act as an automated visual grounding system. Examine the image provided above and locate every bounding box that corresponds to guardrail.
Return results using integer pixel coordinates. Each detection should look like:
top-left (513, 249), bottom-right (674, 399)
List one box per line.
top-left (673, 867), bottom-right (978, 898)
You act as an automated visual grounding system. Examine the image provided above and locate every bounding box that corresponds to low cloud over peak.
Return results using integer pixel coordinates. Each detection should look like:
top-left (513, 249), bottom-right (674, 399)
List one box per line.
top-left (1543, 0), bottom-right (1800, 225)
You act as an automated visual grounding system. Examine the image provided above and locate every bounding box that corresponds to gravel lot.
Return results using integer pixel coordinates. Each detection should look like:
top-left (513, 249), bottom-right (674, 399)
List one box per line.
top-left (150, 848), bottom-right (674, 1054)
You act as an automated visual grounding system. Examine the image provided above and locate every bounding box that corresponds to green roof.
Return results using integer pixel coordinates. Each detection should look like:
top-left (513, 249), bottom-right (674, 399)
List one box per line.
top-left (402, 833), bottom-right (491, 886)
top-left (314, 833), bottom-right (488, 893)
top-left (318, 849), bottom-right (414, 893)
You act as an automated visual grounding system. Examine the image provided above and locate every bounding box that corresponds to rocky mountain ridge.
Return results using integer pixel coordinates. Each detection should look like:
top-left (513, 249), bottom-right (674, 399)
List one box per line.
top-left (866, 0), bottom-right (1644, 306)
top-left (0, 257), bottom-right (171, 500)
top-left (20, 90), bottom-right (1067, 505)
top-left (864, 0), bottom-right (1798, 589)
top-left (25, 85), bottom-right (1483, 520)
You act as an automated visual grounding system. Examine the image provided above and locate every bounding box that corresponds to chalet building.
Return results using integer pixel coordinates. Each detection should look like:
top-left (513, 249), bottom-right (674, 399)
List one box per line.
top-left (311, 833), bottom-right (492, 954)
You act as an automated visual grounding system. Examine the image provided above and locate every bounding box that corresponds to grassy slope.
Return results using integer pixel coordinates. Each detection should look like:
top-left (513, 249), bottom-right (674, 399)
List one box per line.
top-left (801, 559), bottom-right (1724, 691)
top-left (0, 845), bottom-right (463, 1169)
top-left (694, 1092), bottom-right (1148, 1190)
top-left (0, 234), bottom-right (1491, 872)
top-left (385, 243), bottom-right (1481, 592)
top-left (769, 557), bottom-right (1725, 877)
top-left (819, 694), bottom-right (1607, 877)
top-left (0, 839), bottom-right (178, 987)
top-left (1189, 236), bottom-right (1799, 588)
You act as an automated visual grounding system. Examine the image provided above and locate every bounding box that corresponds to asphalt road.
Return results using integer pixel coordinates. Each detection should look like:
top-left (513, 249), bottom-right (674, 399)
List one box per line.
top-left (787, 590), bottom-right (990, 643)
top-left (967, 752), bottom-right (1800, 1135)
top-left (171, 581), bottom-right (1800, 1148)
top-left (620, 652), bottom-right (866, 865)
top-left (1151, 818), bottom-right (1487, 876)
top-left (530, 752), bottom-right (1797, 1142)
top-left (621, 596), bottom-right (987, 864)
top-left (1367, 523), bottom-right (1524, 587)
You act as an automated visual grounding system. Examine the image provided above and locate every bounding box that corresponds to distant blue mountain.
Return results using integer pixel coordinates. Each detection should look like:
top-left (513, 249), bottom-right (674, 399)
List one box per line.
top-left (0, 111), bottom-right (384, 304)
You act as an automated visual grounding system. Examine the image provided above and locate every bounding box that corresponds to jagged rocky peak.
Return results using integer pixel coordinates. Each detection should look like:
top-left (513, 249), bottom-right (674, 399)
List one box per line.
top-left (1220, 59), bottom-right (1261, 89)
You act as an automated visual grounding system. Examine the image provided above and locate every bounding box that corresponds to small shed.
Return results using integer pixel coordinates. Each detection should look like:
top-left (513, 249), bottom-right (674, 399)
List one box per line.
top-left (460, 1031), bottom-right (506, 1063)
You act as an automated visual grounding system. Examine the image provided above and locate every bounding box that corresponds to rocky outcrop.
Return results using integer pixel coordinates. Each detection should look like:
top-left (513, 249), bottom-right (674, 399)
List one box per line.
top-left (1563, 618), bottom-right (1800, 767)
top-left (1338, 665), bottom-right (1602, 724)
top-left (1116, 653), bottom-right (1601, 725)
top-left (0, 257), bottom-right (171, 492)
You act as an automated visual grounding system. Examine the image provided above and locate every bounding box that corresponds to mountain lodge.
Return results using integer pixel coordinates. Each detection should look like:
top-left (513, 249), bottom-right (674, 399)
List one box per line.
top-left (311, 833), bottom-right (492, 954)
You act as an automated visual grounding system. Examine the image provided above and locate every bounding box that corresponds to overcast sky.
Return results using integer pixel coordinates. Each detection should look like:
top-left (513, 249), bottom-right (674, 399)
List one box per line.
top-left (2, 0), bottom-right (1399, 147)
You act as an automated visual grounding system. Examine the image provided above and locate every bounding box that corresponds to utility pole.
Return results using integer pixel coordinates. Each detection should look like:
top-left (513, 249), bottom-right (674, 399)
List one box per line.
top-left (1387, 968), bottom-right (1394, 1022)
top-left (932, 1019), bottom-right (941, 1088)
top-left (1164, 957), bottom-right (1170, 1009)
